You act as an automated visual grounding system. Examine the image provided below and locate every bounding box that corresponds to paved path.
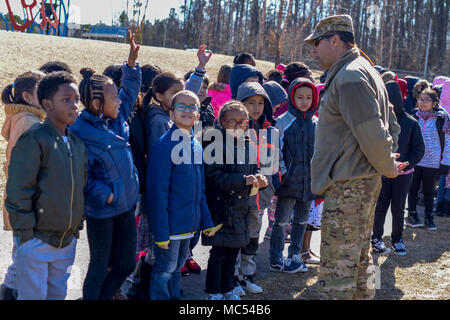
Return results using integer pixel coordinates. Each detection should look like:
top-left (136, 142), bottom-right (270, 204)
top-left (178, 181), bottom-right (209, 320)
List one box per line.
top-left (0, 203), bottom-right (415, 300)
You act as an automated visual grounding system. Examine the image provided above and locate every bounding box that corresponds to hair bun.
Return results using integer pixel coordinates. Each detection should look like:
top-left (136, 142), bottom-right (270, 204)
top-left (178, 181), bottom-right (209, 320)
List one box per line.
top-left (80, 68), bottom-right (95, 79)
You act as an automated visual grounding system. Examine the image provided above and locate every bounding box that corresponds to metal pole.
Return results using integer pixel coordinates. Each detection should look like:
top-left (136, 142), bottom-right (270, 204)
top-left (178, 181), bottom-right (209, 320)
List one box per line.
top-left (424, 19), bottom-right (432, 79)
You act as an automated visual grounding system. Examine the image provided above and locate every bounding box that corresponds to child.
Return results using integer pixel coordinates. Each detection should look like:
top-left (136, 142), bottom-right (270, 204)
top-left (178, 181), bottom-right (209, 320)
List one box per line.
top-left (275, 62), bottom-right (313, 118)
top-left (262, 81), bottom-right (288, 118)
top-left (229, 64), bottom-right (264, 100)
top-left (203, 101), bottom-right (267, 300)
top-left (265, 70), bottom-right (284, 84)
top-left (70, 31), bottom-right (142, 300)
top-left (179, 71), bottom-right (215, 275)
top-left (207, 64), bottom-right (232, 118)
top-left (183, 70), bottom-right (215, 133)
top-left (436, 81), bottom-right (450, 217)
top-left (6, 71), bottom-right (87, 300)
top-left (146, 90), bottom-right (215, 300)
top-left (407, 88), bottom-right (450, 231)
top-left (372, 81), bottom-right (425, 256)
top-left (142, 45), bottom-right (213, 155)
top-left (233, 52), bottom-right (256, 66)
top-left (39, 61), bottom-right (73, 74)
top-left (234, 82), bottom-right (277, 294)
top-left (1, 70), bottom-right (46, 300)
top-left (123, 64), bottom-right (163, 301)
top-left (269, 77), bottom-right (319, 273)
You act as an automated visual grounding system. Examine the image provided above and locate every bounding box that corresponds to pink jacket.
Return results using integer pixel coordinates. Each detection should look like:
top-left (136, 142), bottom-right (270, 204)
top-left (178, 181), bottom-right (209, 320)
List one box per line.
top-left (1, 104), bottom-right (46, 231)
top-left (207, 83), bottom-right (232, 119)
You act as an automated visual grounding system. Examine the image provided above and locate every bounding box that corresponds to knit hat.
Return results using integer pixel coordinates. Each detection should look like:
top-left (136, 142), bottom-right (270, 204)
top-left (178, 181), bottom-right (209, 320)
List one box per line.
top-left (262, 81), bottom-right (288, 107)
top-left (305, 14), bottom-right (354, 45)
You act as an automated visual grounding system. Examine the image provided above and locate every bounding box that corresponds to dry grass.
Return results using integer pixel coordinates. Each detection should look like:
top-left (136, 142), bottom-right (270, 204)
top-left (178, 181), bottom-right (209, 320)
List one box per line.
top-left (246, 217), bottom-right (450, 300)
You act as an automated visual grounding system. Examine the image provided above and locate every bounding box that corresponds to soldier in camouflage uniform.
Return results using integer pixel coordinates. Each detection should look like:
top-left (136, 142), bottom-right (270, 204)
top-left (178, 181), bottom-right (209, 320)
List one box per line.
top-left (304, 15), bottom-right (408, 299)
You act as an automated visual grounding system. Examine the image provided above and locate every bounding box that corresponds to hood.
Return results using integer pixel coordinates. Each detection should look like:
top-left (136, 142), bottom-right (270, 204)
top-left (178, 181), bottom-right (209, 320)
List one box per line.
top-left (405, 76), bottom-right (420, 94)
top-left (374, 65), bottom-right (385, 74)
top-left (262, 81), bottom-right (288, 108)
top-left (385, 81), bottom-right (404, 116)
top-left (236, 82), bottom-right (275, 126)
top-left (2, 104), bottom-right (46, 141)
top-left (287, 78), bottom-right (319, 120)
top-left (143, 103), bottom-right (170, 120)
top-left (230, 64), bottom-right (264, 99)
top-left (440, 81), bottom-right (450, 113)
top-left (397, 78), bottom-right (408, 101)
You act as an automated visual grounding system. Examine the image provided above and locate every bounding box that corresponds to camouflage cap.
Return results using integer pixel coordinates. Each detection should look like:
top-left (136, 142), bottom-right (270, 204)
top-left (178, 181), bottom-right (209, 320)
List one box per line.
top-left (305, 14), bottom-right (354, 45)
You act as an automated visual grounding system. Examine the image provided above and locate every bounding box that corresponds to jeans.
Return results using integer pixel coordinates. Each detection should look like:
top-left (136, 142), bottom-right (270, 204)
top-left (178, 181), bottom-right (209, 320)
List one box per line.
top-left (150, 238), bottom-right (191, 300)
top-left (372, 174), bottom-right (412, 244)
top-left (187, 228), bottom-right (201, 259)
top-left (16, 237), bottom-right (76, 300)
top-left (205, 246), bottom-right (240, 294)
top-left (236, 208), bottom-right (265, 276)
top-left (83, 209), bottom-right (137, 300)
top-left (269, 197), bottom-right (311, 264)
top-left (408, 166), bottom-right (439, 216)
top-left (437, 175), bottom-right (450, 204)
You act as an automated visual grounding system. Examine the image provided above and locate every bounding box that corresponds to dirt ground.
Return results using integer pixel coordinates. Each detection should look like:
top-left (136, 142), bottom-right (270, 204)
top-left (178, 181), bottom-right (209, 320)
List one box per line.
top-left (248, 215), bottom-right (450, 300)
top-left (0, 31), bottom-right (448, 300)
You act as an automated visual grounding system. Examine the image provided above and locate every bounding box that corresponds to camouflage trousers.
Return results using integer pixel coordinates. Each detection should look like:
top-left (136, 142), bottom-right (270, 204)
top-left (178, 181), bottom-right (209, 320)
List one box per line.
top-left (318, 176), bottom-right (382, 300)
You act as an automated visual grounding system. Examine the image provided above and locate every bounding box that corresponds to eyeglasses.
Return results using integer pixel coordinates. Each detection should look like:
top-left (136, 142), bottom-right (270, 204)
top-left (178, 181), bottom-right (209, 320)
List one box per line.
top-left (418, 98), bottom-right (433, 103)
top-left (222, 119), bottom-right (249, 128)
top-left (313, 34), bottom-right (335, 47)
top-left (172, 103), bottom-right (200, 113)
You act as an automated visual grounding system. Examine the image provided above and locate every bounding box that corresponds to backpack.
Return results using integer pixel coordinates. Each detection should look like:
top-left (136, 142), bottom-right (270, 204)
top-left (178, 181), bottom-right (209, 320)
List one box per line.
top-left (128, 108), bottom-right (148, 194)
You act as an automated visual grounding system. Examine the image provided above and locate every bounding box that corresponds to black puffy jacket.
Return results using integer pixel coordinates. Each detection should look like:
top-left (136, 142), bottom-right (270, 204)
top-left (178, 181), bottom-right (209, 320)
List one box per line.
top-left (385, 81), bottom-right (425, 172)
top-left (202, 127), bottom-right (259, 248)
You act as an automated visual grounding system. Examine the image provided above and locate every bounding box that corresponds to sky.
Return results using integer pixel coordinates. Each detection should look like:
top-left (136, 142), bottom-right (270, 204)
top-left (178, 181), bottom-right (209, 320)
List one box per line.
top-left (0, 0), bottom-right (183, 25)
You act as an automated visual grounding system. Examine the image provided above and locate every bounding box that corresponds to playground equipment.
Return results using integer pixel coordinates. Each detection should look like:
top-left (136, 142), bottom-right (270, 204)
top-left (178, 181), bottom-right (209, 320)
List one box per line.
top-left (0, 0), bottom-right (71, 36)
top-left (82, 26), bottom-right (128, 43)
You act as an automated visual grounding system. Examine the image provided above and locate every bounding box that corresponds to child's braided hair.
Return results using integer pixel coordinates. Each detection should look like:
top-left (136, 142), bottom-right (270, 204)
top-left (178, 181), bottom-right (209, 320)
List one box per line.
top-left (79, 68), bottom-right (113, 118)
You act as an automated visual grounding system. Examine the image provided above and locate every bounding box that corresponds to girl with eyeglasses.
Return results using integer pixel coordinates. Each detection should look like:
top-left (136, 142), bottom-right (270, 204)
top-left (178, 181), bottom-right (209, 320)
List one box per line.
top-left (407, 88), bottom-right (450, 231)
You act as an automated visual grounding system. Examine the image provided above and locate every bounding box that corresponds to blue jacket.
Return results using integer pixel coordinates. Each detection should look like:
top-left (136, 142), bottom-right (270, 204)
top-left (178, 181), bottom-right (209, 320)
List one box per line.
top-left (146, 125), bottom-right (214, 245)
top-left (70, 62), bottom-right (141, 219)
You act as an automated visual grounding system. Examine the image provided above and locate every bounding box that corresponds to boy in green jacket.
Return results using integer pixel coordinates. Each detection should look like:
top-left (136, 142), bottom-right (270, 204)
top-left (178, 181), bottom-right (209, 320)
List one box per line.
top-left (6, 71), bottom-right (88, 300)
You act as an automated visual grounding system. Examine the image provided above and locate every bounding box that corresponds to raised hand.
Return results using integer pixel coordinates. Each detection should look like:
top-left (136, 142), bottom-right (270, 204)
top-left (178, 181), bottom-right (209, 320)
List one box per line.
top-left (127, 30), bottom-right (141, 68)
top-left (197, 44), bottom-right (213, 70)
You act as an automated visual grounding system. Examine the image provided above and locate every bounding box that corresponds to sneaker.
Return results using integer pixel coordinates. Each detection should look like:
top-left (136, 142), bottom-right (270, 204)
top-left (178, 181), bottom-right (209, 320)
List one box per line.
top-left (185, 259), bottom-right (201, 273)
top-left (270, 257), bottom-right (307, 273)
top-left (239, 275), bottom-right (263, 294)
top-left (405, 212), bottom-right (424, 228)
top-left (290, 255), bottom-right (309, 273)
top-left (392, 241), bottom-right (406, 256)
top-left (371, 238), bottom-right (391, 255)
top-left (224, 290), bottom-right (241, 300)
top-left (206, 293), bottom-right (224, 300)
top-left (232, 276), bottom-right (246, 296)
top-left (180, 265), bottom-right (190, 276)
top-left (424, 216), bottom-right (437, 230)
top-left (264, 227), bottom-right (272, 239)
top-left (301, 250), bottom-right (320, 265)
